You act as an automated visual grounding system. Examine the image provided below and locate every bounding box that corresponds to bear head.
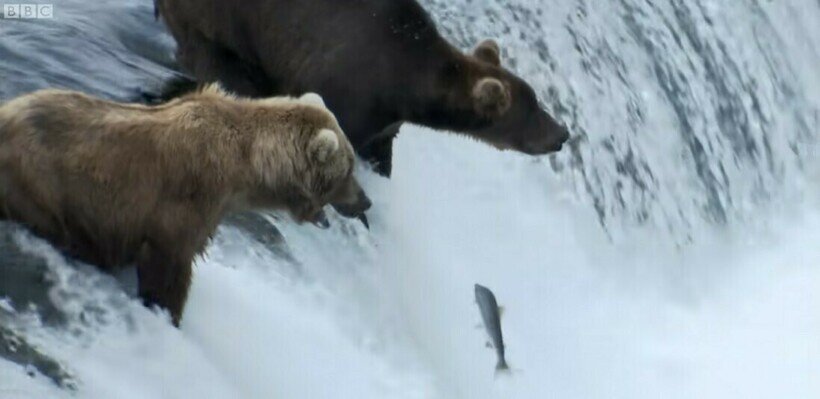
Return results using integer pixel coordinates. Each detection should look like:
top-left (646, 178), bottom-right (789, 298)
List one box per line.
top-left (250, 93), bottom-right (371, 227)
top-left (459, 39), bottom-right (570, 155)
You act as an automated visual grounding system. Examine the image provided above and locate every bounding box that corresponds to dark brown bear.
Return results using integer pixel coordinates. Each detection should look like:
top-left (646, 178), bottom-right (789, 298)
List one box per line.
top-left (155, 0), bottom-right (570, 176)
top-left (0, 86), bottom-right (368, 326)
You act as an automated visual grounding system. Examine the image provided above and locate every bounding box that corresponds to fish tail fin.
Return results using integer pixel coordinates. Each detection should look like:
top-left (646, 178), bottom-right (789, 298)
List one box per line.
top-left (494, 359), bottom-right (511, 378)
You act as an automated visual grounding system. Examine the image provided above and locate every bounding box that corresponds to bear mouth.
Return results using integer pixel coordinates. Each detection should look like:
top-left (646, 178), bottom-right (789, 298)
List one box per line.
top-left (311, 209), bottom-right (330, 229)
top-left (517, 138), bottom-right (565, 155)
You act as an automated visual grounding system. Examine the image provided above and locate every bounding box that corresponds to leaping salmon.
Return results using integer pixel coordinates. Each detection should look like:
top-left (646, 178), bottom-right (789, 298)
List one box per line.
top-left (474, 284), bottom-right (510, 373)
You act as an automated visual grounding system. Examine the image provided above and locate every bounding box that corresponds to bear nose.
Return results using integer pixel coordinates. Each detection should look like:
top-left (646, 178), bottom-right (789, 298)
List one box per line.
top-left (559, 127), bottom-right (570, 143)
top-left (358, 191), bottom-right (372, 212)
top-left (331, 188), bottom-right (372, 221)
top-left (522, 126), bottom-right (569, 155)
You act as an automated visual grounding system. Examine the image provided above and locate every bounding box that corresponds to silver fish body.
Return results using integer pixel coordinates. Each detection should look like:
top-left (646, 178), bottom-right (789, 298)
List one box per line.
top-left (474, 284), bottom-right (509, 372)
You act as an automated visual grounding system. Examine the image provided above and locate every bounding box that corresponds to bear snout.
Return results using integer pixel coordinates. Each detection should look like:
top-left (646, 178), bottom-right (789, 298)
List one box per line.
top-left (332, 188), bottom-right (372, 219)
top-left (518, 124), bottom-right (570, 155)
top-left (331, 177), bottom-right (372, 229)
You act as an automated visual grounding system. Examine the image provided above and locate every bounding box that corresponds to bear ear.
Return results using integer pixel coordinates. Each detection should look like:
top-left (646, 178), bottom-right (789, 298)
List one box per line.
top-left (472, 78), bottom-right (511, 117)
top-left (300, 92), bottom-right (326, 108)
top-left (474, 39), bottom-right (501, 66)
top-left (309, 128), bottom-right (340, 163)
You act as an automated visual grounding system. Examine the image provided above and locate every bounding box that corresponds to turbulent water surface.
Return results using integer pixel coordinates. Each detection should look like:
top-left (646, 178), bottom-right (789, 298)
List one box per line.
top-left (0, 0), bottom-right (818, 398)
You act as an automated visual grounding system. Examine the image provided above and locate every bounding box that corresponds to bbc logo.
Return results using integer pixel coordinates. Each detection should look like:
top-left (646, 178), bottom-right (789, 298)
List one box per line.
top-left (3, 4), bottom-right (53, 19)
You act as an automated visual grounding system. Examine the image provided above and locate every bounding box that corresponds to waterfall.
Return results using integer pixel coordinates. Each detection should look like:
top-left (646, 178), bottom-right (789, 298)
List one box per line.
top-left (0, 1), bottom-right (818, 397)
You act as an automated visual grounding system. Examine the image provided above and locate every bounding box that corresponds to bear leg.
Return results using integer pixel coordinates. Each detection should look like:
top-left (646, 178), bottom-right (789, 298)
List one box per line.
top-left (176, 31), bottom-right (272, 97)
top-left (361, 123), bottom-right (401, 177)
top-left (136, 242), bottom-right (193, 327)
top-left (138, 73), bottom-right (199, 105)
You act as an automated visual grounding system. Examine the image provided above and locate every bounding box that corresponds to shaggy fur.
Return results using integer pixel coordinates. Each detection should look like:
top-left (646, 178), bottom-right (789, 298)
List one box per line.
top-left (154, 0), bottom-right (570, 176)
top-left (0, 85), bottom-right (366, 325)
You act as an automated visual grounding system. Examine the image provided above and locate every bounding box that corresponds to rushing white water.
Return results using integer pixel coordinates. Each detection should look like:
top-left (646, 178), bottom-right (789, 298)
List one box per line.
top-left (1, 0), bottom-right (818, 398)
